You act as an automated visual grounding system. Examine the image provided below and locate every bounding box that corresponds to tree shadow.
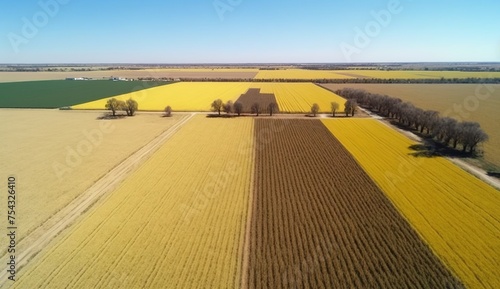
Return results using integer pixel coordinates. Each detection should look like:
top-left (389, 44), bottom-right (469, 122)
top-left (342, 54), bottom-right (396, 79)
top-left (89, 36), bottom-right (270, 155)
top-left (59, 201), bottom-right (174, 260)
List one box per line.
top-left (408, 139), bottom-right (475, 158)
top-left (487, 172), bottom-right (500, 179)
top-left (96, 114), bottom-right (127, 120)
top-left (325, 115), bottom-right (353, 118)
top-left (206, 114), bottom-right (237, 118)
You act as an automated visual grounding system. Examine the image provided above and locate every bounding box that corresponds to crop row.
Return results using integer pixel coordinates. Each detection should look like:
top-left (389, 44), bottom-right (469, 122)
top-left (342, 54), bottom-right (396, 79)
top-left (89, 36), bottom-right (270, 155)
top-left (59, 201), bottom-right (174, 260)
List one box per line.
top-left (323, 118), bottom-right (500, 289)
top-left (248, 119), bottom-right (462, 288)
top-left (12, 116), bottom-right (254, 288)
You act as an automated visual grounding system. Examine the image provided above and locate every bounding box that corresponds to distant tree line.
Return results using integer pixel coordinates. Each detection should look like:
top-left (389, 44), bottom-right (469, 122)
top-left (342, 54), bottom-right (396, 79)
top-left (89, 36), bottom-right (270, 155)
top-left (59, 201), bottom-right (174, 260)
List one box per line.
top-left (299, 66), bottom-right (500, 72)
top-left (174, 78), bottom-right (500, 84)
top-left (336, 88), bottom-right (489, 153)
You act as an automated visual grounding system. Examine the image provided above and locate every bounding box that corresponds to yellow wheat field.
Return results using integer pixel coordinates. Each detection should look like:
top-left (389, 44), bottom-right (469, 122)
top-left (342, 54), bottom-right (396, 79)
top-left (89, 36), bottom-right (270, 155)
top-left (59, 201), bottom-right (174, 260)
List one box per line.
top-left (0, 110), bottom-right (185, 244)
top-left (329, 70), bottom-right (500, 79)
top-left (250, 82), bottom-right (347, 113)
top-left (72, 82), bottom-right (253, 111)
top-left (321, 83), bottom-right (500, 170)
top-left (72, 82), bottom-right (347, 113)
top-left (254, 69), bottom-right (355, 80)
top-left (323, 118), bottom-right (500, 289)
top-left (13, 115), bottom-right (254, 289)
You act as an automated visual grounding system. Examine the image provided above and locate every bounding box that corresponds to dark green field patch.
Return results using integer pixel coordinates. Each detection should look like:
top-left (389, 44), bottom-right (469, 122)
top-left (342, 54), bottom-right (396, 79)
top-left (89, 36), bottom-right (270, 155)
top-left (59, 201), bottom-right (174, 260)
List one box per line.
top-left (0, 80), bottom-right (173, 108)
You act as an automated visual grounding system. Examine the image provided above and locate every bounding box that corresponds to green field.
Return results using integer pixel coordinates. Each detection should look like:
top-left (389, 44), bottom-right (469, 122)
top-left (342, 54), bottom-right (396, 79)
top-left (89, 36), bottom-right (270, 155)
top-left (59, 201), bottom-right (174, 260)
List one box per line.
top-left (0, 80), bottom-right (172, 108)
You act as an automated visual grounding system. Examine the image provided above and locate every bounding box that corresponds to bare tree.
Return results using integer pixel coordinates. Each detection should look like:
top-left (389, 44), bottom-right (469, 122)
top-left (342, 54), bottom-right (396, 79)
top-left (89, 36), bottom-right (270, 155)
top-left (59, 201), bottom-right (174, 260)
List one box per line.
top-left (164, 105), bottom-right (172, 117)
top-left (349, 100), bottom-right (357, 116)
top-left (434, 117), bottom-right (457, 145)
top-left (460, 122), bottom-right (489, 152)
top-left (344, 100), bottom-right (354, 117)
top-left (234, 102), bottom-right (243, 116)
top-left (251, 102), bottom-right (261, 116)
top-left (123, 98), bottom-right (138, 116)
top-left (105, 98), bottom-right (123, 116)
top-left (268, 102), bottom-right (277, 116)
top-left (211, 99), bottom-right (224, 116)
top-left (336, 87), bottom-right (490, 154)
top-left (330, 102), bottom-right (339, 117)
top-left (311, 103), bottom-right (320, 117)
top-left (421, 110), bottom-right (439, 134)
top-left (224, 100), bottom-right (233, 114)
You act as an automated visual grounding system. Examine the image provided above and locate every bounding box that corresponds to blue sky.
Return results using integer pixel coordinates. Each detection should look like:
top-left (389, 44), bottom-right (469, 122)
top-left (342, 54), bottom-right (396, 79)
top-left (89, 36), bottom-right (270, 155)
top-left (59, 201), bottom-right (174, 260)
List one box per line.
top-left (1, 0), bottom-right (499, 63)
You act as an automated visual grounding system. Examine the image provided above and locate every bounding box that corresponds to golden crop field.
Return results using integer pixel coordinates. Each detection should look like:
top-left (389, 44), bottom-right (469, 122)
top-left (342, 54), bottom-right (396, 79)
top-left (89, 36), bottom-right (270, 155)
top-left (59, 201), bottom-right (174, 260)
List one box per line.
top-left (12, 115), bottom-right (254, 288)
top-left (72, 82), bottom-right (347, 114)
top-left (254, 69), bottom-right (355, 80)
top-left (321, 83), bottom-right (500, 169)
top-left (323, 118), bottom-right (500, 289)
top-left (3, 68), bottom-right (500, 83)
top-left (249, 83), bottom-right (347, 113)
top-left (328, 70), bottom-right (500, 79)
top-left (0, 109), bottom-right (186, 243)
top-left (72, 82), bottom-right (253, 111)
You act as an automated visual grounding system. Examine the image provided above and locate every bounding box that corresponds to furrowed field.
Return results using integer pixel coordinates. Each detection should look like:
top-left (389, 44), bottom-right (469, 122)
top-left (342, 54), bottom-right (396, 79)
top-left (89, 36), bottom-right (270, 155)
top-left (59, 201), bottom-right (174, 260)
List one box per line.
top-left (12, 115), bottom-right (254, 289)
top-left (248, 119), bottom-right (462, 289)
top-left (323, 119), bottom-right (500, 289)
top-left (0, 110), bottom-right (187, 252)
top-left (3, 74), bottom-right (499, 289)
top-left (0, 80), bottom-right (170, 108)
top-left (73, 82), bottom-right (347, 113)
top-left (321, 83), bottom-right (500, 169)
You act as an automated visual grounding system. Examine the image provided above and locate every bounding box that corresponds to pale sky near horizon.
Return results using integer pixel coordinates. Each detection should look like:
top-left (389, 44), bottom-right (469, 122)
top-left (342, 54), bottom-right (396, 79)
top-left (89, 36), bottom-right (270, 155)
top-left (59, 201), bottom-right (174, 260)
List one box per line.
top-left (1, 0), bottom-right (499, 63)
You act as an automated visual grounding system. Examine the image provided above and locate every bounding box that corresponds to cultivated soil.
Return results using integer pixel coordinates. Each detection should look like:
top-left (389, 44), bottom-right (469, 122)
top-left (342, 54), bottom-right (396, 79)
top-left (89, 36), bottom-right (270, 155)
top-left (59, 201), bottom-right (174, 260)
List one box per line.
top-left (247, 119), bottom-right (464, 289)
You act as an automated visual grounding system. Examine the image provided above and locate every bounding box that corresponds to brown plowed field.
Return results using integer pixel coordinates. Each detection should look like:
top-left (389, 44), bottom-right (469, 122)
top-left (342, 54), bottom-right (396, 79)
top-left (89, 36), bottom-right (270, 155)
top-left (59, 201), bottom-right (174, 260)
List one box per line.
top-left (235, 88), bottom-right (280, 113)
top-left (247, 119), bottom-right (463, 289)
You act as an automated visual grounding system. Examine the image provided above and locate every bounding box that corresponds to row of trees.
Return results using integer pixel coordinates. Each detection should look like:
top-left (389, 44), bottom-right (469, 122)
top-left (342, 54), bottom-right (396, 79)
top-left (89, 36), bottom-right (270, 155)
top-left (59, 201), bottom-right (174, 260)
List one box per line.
top-left (210, 99), bottom-right (278, 116)
top-left (309, 100), bottom-right (358, 117)
top-left (336, 88), bottom-right (489, 153)
top-left (105, 98), bottom-right (138, 116)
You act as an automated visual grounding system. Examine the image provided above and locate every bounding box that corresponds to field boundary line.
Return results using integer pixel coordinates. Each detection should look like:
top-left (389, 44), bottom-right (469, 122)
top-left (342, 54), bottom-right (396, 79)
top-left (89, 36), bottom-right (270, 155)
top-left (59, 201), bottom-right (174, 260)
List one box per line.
top-left (240, 121), bottom-right (256, 289)
top-left (0, 113), bottom-right (196, 283)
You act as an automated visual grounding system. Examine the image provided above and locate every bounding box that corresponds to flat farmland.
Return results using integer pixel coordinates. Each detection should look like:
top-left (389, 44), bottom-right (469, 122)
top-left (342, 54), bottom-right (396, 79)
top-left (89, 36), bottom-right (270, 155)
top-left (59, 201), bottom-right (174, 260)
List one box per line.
top-left (72, 82), bottom-right (347, 114)
top-left (249, 83), bottom-right (347, 113)
top-left (0, 80), bottom-right (170, 108)
top-left (3, 69), bottom-right (500, 83)
top-left (326, 70), bottom-right (500, 79)
top-left (0, 68), bottom-right (259, 83)
top-left (141, 68), bottom-right (259, 79)
top-left (72, 82), bottom-right (253, 111)
top-left (0, 110), bottom-right (187, 245)
top-left (254, 69), bottom-right (355, 80)
top-left (321, 83), bottom-right (500, 169)
top-left (323, 119), bottom-right (500, 289)
top-left (12, 115), bottom-right (254, 289)
top-left (253, 69), bottom-right (500, 80)
top-left (248, 119), bottom-right (462, 288)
